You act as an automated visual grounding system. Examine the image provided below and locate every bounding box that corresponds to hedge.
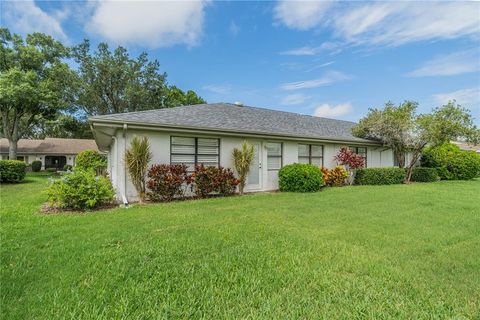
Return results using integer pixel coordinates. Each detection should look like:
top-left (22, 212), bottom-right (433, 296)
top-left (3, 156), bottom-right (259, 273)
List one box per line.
top-left (279, 163), bottom-right (323, 192)
top-left (355, 168), bottom-right (405, 185)
top-left (421, 143), bottom-right (480, 180)
top-left (0, 160), bottom-right (27, 183)
top-left (410, 167), bottom-right (440, 182)
top-left (31, 160), bottom-right (42, 172)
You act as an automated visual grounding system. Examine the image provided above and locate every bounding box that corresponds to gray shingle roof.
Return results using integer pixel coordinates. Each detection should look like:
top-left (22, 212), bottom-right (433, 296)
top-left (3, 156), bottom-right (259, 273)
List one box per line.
top-left (0, 138), bottom-right (98, 154)
top-left (89, 103), bottom-right (375, 143)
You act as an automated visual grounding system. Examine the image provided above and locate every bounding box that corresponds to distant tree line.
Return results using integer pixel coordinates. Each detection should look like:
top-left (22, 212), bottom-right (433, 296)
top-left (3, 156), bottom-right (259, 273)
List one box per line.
top-left (0, 28), bottom-right (205, 159)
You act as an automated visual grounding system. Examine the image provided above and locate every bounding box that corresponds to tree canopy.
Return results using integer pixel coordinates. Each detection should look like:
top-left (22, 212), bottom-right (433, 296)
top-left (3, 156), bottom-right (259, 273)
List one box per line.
top-left (0, 28), bottom-right (76, 158)
top-left (0, 28), bottom-right (206, 158)
top-left (73, 40), bottom-right (205, 116)
top-left (353, 100), bottom-right (479, 182)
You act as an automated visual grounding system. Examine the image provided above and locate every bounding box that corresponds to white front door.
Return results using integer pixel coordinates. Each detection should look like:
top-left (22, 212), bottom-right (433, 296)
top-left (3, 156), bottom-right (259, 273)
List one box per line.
top-left (246, 141), bottom-right (262, 191)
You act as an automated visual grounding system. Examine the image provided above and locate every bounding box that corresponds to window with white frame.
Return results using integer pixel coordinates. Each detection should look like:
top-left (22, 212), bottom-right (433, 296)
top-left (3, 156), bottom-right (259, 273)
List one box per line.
top-left (170, 136), bottom-right (219, 170)
top-left (349, 146), bottom-right (367, 167)
top-left (298, 144), bottom-right (323, 166)
top-left (266, 142), bottom-right (282, 170)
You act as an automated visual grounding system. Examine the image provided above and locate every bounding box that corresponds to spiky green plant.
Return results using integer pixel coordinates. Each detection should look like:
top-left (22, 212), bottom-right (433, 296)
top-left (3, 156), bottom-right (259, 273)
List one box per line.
top-left (124, 136), bottom-right (152, 202)
top-left (232, 141), bottom-right (255, 195)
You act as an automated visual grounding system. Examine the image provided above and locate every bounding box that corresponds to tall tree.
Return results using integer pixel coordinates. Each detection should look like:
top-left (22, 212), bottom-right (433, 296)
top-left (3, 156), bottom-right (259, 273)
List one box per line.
top-left (0, 28), bottom-right (75, 159)
top-left (353, 101), bottom-right (479, 182)
top-left (26, 114), bottom-right (93, 139)
top-left (73, 40), bottom-right (205, 116)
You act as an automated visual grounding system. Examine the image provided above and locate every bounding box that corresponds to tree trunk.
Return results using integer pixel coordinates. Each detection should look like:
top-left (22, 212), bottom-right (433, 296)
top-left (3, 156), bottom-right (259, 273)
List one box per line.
top-left (8, 138), bottom-right (18, 160)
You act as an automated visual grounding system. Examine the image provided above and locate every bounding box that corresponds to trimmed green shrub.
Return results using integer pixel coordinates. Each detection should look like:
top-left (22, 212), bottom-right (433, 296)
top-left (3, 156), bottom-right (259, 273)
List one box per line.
top-left (421, 143), bottom-right (480, 180)
top-left (279, 163), bottom-right (323, 192)
top-left (46, 170), bottom-right (115, 210)
top-left (31, 160), bottom-right (42, 172)
top-left (63, 164), bottom-right (73, 171)
top-left (0, 160), bottom-right (27, 183)
top-left (355, 168), bottom-right (405, 185)
top-left (75, 150), bottom-right (107, 172)
top-left (411, 167), bottom-right (440, 183)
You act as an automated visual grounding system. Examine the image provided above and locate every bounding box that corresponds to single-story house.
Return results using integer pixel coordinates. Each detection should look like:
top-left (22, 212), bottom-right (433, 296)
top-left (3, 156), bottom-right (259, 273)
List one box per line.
top-left (451, 141), bottom-right (480, 154)
top-left (90, 103), bottom-right (401, 201)
top-left (0, 138), bottom-right (99, 170)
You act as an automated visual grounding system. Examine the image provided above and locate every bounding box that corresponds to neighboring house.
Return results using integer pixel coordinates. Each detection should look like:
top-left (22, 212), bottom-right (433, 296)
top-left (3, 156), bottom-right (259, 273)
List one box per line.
top-left (451, 141), bottom-right (480, 154)
top-left (0, 138), bottom-right (99, 170)
top-left (89, 103), bottom-right (396, 201)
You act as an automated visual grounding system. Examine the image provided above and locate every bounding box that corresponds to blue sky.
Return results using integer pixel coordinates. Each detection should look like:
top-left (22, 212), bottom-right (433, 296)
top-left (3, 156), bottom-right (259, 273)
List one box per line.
top-left (1, 1), bottom-right (479, 123)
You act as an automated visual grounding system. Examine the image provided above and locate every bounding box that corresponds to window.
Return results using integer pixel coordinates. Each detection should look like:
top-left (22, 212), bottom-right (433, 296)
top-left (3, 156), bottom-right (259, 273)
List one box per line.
top-left (170, 136), bottom-right (219, 170)
top-left (298, 144), bottom-right (323, 166)
top-left (349, 146), bottom-right (367, 167)
top-left (266, 142), bottom-right (282, 170)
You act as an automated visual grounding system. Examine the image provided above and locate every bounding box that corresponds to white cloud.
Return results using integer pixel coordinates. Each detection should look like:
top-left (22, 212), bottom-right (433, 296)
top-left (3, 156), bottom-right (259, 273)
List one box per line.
top-left (280, 46), bottom-right (318, 56)
top-left (313, 103), bottom-right (353, 118)
top-left (2, 0), bottom-right (68, 40)
top-left (432, 88), bottom-right (480, 110)
top-left (86, 1), bottom-right (208, 48)
top-left (203, 85), bottom-right (231, 94)
top-left (274, 1), bottom-right (480, 47)
top-left (281, 71), bottom-right (351, 90)
top-left (280, 94), bottom-right (309, 106)
top-left (274, 1), bottom-right (333, 30)
top-left (229, 21), bottom-right (240, 36)
top-left (407, 49), bottom-right (480, 77)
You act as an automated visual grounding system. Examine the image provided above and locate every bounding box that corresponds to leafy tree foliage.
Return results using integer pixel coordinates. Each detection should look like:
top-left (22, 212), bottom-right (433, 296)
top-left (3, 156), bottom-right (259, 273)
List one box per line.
top-left (0, 28), bottom-right (76, 158)
top-left (26, 114), bottom-right (93, 139)
top-left (353, 101), bottom-right (479, 182)
top-left (73, 40), bottom-right (205, 116)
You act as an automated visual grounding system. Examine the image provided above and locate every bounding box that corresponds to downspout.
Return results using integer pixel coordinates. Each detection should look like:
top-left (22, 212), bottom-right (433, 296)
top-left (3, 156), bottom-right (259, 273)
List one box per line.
top-left (122, 123), bottom-right (128, 206)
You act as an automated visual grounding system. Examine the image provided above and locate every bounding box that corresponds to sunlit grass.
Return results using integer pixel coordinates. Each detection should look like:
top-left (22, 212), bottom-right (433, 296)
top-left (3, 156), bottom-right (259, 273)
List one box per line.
top-left (1, 174), bottom-right (479, 318)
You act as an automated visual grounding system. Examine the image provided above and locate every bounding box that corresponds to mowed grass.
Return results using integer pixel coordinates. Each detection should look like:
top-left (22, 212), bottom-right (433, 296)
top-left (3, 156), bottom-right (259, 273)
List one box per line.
top-left (1, 174), bottom-right (479, 319)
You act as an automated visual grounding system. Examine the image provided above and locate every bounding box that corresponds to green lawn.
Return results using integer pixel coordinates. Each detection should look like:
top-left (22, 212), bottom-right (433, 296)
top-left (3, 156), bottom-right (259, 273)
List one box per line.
top-left (1, 174), bottom-right (479, 319)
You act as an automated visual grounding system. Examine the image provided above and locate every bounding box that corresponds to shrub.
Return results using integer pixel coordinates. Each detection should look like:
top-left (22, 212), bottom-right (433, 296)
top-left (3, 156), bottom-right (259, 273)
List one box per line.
top-left (0, 160), bottom-right (27, 183)
top-left (31, 160), bottom-right (42, 172)
top-left (421, 143), bottom-right (480, 180)
top-left (334, 147), bottom-right (365, 184)
top-left (232, 141), bottom-right (255, 195)
top-left (278, 163), bottom-right (323, 192)
top-left (193, 165), bottom-right (239, 198)
top-left (147, 164), bottom-right (193, 202)
top-left (321, 166), bottom-right (349, 187)
top-left (124, 136), bottom-right (152, 202)
top-left (75, 150), bottom-right (107, 172)
top-left (410, 167), bottom-right (440, 183)
top-left (355, 168), bottom-right (405, 185)
top-left (46, 170), bottom-right (115, 210)
top-left (63, 164), bottom-right (73, 171)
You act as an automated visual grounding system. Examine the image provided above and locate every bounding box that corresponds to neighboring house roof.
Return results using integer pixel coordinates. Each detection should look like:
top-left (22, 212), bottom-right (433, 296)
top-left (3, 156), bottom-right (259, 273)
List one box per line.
top-left (451, 141), bottom-right (480, 153)
top-left (0, 138), bottom-right (98, 154)
top-left (90, 103), bottom-right (375, 144)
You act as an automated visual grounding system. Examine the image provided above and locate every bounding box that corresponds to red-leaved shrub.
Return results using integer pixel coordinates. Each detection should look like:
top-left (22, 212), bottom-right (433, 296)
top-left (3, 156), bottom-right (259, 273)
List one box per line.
top-left (334, 148), bottom-right (365, 169)
top-left (193, 164), bottom-right (239, 198)
top-left (147, 164), bottom-right (193, 201)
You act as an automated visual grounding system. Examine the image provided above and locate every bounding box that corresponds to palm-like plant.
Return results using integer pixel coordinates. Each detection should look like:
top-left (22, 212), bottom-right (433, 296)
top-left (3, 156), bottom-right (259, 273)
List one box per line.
top-left (232, 141), bottom-right (255, 195)
top-left (124, 136), bottom-right (152, 202)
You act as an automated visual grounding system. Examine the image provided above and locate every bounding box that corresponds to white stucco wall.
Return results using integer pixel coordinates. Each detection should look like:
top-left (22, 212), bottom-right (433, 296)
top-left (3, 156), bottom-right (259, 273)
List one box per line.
top-left (107, 127), bottom-right (396, 201)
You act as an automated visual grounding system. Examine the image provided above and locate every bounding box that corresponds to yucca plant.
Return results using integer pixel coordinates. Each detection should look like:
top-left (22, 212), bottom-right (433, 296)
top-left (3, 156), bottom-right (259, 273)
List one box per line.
top-left (232, 141), bottom-right (255, 195)
top-left (124, 136), bottom-right (152, 203)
